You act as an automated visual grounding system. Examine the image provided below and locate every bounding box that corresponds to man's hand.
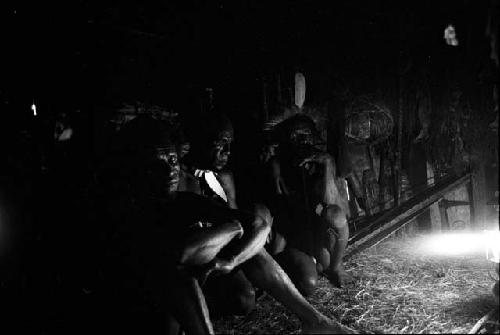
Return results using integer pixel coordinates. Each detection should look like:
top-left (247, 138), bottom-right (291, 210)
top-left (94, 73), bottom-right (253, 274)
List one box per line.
top-left (224, 220), bottom-right (244, 239)
top-left (298, 152), bottom-right (332, 167)
top-left (198, 257), bottom-right (237, 284)
top-left (212, 257), bottom-right (237, 275)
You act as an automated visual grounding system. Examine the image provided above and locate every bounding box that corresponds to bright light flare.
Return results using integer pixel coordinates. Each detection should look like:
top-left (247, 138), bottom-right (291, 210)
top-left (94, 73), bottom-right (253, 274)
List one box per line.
top-left (417, 230), bottom-right (500, 260)
top-left (484, 229), bottom-right (500, 263)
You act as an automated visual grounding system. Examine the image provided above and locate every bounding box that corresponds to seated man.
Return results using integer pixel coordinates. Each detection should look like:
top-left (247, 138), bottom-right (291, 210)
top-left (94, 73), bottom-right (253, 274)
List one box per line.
top-left (180, 112), bottom-right (237, 208)
top-left (265, 114), bottom-right (354, 295)
top-left (180, 112), bottom-right (273, 316)
top-left (108, 115), bottom-right (358, 334)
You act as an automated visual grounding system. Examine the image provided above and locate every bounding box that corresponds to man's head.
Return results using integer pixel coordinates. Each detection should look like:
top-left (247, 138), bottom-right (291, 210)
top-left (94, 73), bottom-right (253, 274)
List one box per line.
top-left (119, 115), bottom-right (180, 195)
top-left (172, 126), bottom-right (191, 162)
top-left (280, 114), bottom-right (318, 150)
top-left (54, 112), bottom-right (73, 142)
top-left (196, 113), bottom-right (234, 171)
top-left (269, 114), bottom-right (322, 161)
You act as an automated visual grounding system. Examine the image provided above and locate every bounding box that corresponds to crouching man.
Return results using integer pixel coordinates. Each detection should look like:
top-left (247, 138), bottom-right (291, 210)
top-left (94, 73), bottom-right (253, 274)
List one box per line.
top-left (266, 114), bottom-right (354, 296)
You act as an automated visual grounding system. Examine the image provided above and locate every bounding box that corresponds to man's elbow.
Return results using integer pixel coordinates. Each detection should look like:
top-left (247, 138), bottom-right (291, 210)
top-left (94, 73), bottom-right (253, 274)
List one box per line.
top-left (178, 245), bottom-right (196, 265)
top-left (253, 214), bottom-right (271, 235)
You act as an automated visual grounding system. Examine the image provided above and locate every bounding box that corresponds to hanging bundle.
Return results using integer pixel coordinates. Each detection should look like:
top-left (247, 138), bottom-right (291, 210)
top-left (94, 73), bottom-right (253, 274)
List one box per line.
top-left (112, 102), bottom-right (178, 132)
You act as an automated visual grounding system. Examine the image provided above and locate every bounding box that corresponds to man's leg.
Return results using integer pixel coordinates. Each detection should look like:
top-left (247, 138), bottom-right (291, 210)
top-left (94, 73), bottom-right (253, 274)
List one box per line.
top-left (267, 199), bottom-right (321, 297)
top-left (165, 313), bottom-right (181, 335)
top-left (319, 204), bottom-right (354, 287)
top-left (157, 268), bottom-right (214, 335)
top-left (274, 247), bottom-right (318, 297)
top-left (203, 269), bottom-right (256, 317)
top-left (242, 249), bottom-right (358, 334)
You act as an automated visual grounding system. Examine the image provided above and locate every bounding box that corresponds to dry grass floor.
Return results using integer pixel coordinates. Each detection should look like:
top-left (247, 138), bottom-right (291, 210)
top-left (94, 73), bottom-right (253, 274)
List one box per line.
top-left (213, 235), bottom-right (499, 334)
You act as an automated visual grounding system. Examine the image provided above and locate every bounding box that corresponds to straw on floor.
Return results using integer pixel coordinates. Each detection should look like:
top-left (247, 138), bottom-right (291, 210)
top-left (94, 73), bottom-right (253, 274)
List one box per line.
top-left (213, 235), bottom-right (499, 334)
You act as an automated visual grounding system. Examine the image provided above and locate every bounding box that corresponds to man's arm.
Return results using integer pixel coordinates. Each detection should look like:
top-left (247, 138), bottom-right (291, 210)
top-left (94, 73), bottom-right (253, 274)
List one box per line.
top-left (180, 194), bottom-right (271, 273)
top-left (319, 154), bottom-right (341, 205)
top-left (201, 198), bottom-right (271, 271)
top-left (300, 153), bottom-right (340, 205)
top-left (218, 210), bottom-right (271, 271)
top-left (179, 220), bottom-right (244, 266)
top-left (270, 158), bottom-right (288, 195)
top-left (217, 170), bottom-right (238, 209)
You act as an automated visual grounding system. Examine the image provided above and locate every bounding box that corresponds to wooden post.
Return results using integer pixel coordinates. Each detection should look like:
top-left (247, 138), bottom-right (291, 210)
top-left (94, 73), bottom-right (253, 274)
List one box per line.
top-left (277, 72), bottom-right (282, 110)
top-left (466, 175), bottom-right (475, 227)
top-left (395, 12), bottom-right (406, 208)
top-left (262, 76), bottom-right (269, 122)
top-left (395, 73), bottom-right (403, 207)
top-left (427, 161), bottom-right (442, 231)
top-left (472, 164), bottom-right (489, 230)
top-left (438, 200), bottom-right (450, 230)
top-left (378, 144), bottom-right (387, 208)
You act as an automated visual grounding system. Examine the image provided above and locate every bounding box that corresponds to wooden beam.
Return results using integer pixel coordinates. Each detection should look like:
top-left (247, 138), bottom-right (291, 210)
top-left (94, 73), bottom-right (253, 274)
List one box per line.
top-left (441, 199), bottom-right (470, 208)
top-left (345, 173), bottom-right (471, 260)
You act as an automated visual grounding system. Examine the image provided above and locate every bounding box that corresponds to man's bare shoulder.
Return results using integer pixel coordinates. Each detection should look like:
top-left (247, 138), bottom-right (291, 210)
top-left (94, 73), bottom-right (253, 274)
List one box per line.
top-left (269, 157), bottom-right (282, 177)
top-left (269, 156), bottom-right (281, 165)
top-left (217, 169), bottom-right (236, 188)
top-left (178, 168), bottom-right (202, 193)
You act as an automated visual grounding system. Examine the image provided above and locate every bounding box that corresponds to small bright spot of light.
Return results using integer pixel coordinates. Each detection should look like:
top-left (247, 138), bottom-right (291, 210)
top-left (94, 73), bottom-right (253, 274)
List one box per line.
top-left (444, 24), bottom-right (459, 46)
top-left (31, 103), bottom-right (37, 116)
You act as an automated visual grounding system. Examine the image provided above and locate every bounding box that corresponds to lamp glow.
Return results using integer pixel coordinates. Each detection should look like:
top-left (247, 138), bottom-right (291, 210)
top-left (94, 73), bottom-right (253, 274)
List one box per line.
top-left (484, 229), bottom-right (500, 263)
top-left (420, 232), bottom-right (483, 255)
top-left (417, 229), bottom-right (500, 259)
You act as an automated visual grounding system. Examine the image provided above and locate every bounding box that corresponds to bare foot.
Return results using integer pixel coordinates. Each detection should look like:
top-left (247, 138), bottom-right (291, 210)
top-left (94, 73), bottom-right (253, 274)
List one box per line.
top-left (302, 317), bottom-right (359, 334)
top-left (326, 267), bottom-right (355, 288)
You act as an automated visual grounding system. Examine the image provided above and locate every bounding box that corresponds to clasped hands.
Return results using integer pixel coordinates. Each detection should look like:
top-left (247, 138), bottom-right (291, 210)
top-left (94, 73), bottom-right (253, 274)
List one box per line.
top-left (197, 220), bottom-right (243, 284)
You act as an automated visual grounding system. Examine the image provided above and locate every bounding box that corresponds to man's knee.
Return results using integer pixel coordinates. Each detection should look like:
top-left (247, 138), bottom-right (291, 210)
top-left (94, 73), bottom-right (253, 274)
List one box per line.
top-left (280, 248), bottom-right (318, 297)
top-left (315, 247), bottom-right (330, 273)
top-left (296, 272), bottom-right (318, 297)
top-left (254, 203), bottom-right (272, 227)
top-left (227, 271), bottom-right (256, 315)
top-left (232, 285), bottom-right (256, 315)
top-left (322, 204), bottom-right (348, 231)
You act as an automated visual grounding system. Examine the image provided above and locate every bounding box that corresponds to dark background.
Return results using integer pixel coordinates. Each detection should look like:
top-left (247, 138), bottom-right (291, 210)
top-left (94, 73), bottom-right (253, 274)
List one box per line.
top-left (2, 0), bottom-right (495, 169)
top-left (0, 1), bottom-right (497, 333)
top-left (1, 0), bottom-right (492, 115)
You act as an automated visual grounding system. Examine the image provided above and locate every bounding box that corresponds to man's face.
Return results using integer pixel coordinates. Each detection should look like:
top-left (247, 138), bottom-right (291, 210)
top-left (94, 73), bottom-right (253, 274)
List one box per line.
top-left (289, 124), bottom-right (314, 148)
top-left (288, 123), bottom-right (316, 159)
top-left (207, 128), bottom-right (234, 171)
top-left (178, 142), bottom-right (191, 161)
top-left (151, 145), bottom-right (180, 194)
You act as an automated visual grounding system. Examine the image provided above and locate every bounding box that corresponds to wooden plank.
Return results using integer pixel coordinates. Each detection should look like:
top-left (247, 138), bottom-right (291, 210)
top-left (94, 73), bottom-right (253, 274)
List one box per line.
top-left (427, 161), bottom-right (442, 231)
top-left (438, 200), bottom-right (450, 230)
top-left (466, 176), bottom-right (475, 226)
top-left (441, 199), bottom-right (470, 208)
top-left (345, 173), bottom-right (471, 260)
top-left (471, 166), bottom-right (488, 229)
top-left (262, 76), bottom-right (269, 122)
